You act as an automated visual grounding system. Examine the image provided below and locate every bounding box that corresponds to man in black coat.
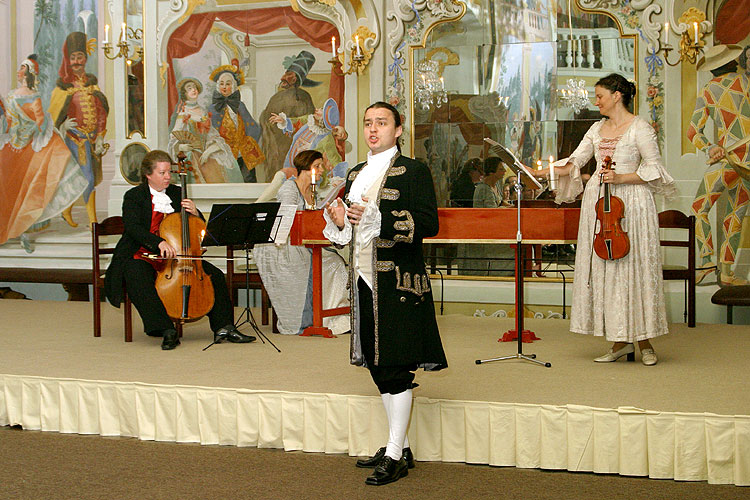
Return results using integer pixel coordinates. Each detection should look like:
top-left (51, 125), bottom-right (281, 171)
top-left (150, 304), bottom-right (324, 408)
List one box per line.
top-left (104, 150), bottom-right (255, 350)
top-left (325, 102), bottom-right (447, 486)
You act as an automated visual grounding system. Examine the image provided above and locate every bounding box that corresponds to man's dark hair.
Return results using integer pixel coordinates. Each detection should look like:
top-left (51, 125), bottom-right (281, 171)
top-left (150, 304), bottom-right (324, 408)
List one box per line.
top-left (140, 150), bottom-right (173, 183)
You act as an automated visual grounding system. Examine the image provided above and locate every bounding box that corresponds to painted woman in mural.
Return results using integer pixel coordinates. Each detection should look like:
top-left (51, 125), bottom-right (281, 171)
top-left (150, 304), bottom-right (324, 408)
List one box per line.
top-left (48, 31), bottom-right (109, 227)
top-left (207, 63), bottom-right (264, 183)
top-left (168, 78), bottom-right (243, 183)
top-left (0, 55), bottom-right (88, 251)
top-left (688, 45), bottom-right (750, 286)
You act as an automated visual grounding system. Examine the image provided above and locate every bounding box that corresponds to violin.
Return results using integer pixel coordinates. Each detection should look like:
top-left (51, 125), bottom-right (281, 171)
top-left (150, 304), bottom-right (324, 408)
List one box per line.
top-left (154, 154), bottom-right (215, 322)
top-left (592, 156), bottom-right (630, 260)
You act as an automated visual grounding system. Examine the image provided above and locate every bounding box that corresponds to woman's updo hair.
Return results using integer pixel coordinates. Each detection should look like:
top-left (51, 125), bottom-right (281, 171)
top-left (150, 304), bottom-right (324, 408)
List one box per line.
top-left (483, 156), bottom-right (503, 176)
top-left (293, 149), bottom-right (322, 175)
top-left (596, 73), bottom-right (636, 109)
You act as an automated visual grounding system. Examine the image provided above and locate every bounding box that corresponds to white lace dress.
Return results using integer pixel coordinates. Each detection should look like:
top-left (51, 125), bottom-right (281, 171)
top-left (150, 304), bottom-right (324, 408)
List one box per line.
top-left (253, 179), bottom-right (350, 335)
top-left (555, 116), bottom-right (676, 342)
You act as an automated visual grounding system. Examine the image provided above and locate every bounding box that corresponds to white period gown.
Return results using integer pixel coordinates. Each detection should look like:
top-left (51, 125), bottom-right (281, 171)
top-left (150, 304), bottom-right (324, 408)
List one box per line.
top-left (555, 116), bottom-right (676, 342)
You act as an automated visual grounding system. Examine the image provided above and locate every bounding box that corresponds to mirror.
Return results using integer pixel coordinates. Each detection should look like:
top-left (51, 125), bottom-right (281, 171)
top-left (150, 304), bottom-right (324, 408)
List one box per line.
top-left (120, 142), bottom-right (150, 184)
top-left (412, 0), bottom-right (636, 209)
top-left (126, 0), bottom-right (145, 138)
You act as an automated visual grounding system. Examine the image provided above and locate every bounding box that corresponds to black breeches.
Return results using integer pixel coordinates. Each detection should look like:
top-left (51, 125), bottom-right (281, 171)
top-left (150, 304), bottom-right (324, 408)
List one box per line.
top-left (123, 258), bottom-right (234, 335)
top-left (358, 278), bottom-right (416, 395)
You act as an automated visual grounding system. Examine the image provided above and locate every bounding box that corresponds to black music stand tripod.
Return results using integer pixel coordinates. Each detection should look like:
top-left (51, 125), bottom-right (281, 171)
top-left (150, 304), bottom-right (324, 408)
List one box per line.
top-left (476, 139), bottom-right (551, 368)
top-left (201, 202), bottom-right (281, 352)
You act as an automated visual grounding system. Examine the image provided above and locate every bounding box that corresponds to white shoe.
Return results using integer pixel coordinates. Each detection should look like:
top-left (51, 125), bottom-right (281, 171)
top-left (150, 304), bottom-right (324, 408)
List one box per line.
top-left (594, 343), bottom-right (634, 362)
top-left (641, 348), bottom-right (658, 366)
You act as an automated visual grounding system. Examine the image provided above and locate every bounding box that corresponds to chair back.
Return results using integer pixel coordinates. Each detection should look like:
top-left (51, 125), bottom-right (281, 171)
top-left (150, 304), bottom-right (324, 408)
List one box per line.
top-left (658, 210), bottom-right (696, 327)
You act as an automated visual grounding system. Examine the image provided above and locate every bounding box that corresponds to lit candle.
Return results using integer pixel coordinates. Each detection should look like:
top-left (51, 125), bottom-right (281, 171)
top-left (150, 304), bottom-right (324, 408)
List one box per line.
top-left (549, 156), bottom-right (557, 190)
top-left (104, 24), bottom-right (110, 44)
top-left (311, 167), bottom-right (316, 185)
top-left (440, 76), bottom-right (444, 90)
top-left (693, 22), bottom-right (699, 44)
top-left (663, 22), bottom-right (669, 44)
top-left (120, 22), bottom-right (126, 42)
top-left (537, 160), bottom-right (542, 170)
top-left (331, 36), bottom-right (336, 59)
top-left (421, 74), bottom-right (426, 87)
top-left (355, 35), bottom-right (362, 57)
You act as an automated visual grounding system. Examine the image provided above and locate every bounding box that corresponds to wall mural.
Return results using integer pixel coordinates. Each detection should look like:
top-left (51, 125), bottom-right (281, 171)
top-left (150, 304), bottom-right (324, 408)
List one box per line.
top-left (0, 0), bottom-right (107, 253)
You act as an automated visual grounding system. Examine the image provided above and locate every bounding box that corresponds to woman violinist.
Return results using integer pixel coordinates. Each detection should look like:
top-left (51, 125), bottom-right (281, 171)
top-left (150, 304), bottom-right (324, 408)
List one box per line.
top-left (104, 150), bottom-right (255, 350)
top-left (537, 74), bottom-right (676, 365)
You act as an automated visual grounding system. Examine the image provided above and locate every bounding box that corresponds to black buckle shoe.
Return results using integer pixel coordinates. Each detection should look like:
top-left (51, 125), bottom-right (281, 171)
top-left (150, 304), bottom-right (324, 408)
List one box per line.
top-left (356, 447), bottom-right (415, 469)
top-left (214, 326), bottom-right (256, 344)
top-left (161, 329), bottom-right (180, 350)
top-left (365, 456), bottom-right (408, 486)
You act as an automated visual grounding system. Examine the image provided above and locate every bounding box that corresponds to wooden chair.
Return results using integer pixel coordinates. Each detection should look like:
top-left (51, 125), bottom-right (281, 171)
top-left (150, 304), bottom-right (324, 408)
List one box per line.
top-left (658, 210), bottom-right (696, 327)
top-left (92, 216), bottom-right (182, 342)
top-left (711, 285), bottom-right (750, 324)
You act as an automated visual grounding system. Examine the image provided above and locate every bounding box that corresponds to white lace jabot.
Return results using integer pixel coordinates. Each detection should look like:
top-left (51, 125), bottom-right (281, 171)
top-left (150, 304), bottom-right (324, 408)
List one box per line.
top-left (150, 186), bottom-right (175, 214)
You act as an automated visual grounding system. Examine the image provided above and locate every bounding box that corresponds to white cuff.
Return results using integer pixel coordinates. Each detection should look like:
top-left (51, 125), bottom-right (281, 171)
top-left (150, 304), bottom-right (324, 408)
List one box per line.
top-left (323, 199), bottom-right (353, 245)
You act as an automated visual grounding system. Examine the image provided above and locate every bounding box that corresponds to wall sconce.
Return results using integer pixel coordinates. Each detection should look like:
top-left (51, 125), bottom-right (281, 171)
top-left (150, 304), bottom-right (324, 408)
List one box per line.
top-left (659, 8), bottom-right (707, 67)
top-left (329, 28), bottom-right (373, 76)
top-left (415, 60), bottom-right (447, 111)
top-left (102, 23), bottom-right (143, 63)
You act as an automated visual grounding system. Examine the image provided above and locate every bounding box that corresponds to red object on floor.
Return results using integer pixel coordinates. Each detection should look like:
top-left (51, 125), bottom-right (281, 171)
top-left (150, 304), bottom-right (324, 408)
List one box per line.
top-left (499, 329), bottom-right (540, 343)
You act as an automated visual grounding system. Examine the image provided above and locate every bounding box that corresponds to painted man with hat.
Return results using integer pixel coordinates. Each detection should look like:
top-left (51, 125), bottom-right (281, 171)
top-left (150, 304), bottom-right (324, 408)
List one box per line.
top-left (206, 62), bottom-right (264, 182)
top-left (257, 50), bottom-right (319, 182)
top-left (49, 31), bottom-right (110, 227)
top-left (688, 44), bottom-right (750, 286)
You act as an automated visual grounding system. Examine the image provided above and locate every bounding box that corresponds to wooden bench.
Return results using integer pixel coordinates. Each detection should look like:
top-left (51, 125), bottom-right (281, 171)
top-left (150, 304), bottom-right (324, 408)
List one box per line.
top-left (0, 267), bottom-right (92, 300)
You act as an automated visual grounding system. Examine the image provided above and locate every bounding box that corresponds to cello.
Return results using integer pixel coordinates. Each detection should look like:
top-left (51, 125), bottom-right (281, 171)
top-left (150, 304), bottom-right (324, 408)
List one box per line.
top-left (154, 154), bottom-right (215, 322)
top-left (593, 156), bottom-right (630, 260)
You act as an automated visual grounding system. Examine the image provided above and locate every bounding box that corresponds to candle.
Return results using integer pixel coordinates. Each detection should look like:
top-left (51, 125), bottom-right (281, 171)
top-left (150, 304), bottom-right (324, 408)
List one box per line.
top-left (440, 76), bottom-right (444, 89)
top-left (355, 35), bottom-right (362, 57)
top-left (331, 36), bottom-right (336, 59)
top-left (537, 160), bottom-right (542, 170)
top-left (104, 24), bottom-right (110, 44)
top-left (549, 156), bottom-right (557, 190)
top-left (311, 167), bottom-right (316, 185)
top-left (663, 22), bottom-right (669, 44)
top-left (120, 22), bottom-right (126, 42)
top-left (693, 22), bottom-right (699, 44)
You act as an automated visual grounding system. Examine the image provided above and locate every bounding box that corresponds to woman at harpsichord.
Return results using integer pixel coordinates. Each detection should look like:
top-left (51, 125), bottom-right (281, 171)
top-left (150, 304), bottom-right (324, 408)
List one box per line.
top-left (536, 73), bottom-right (676, 366)
top-left (253, 149), bottom-right (349, 335)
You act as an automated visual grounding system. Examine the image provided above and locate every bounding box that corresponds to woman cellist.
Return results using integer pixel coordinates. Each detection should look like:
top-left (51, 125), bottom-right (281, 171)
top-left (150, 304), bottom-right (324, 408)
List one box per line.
top-left (537, 74), bottom-right (676, 366)
top-left (104, 150), bottom-right (255, 350)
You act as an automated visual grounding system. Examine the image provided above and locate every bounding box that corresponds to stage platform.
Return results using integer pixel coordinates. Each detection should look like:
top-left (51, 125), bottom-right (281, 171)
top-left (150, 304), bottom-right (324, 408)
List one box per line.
top-left (1, 300), bottom-right (749, 486)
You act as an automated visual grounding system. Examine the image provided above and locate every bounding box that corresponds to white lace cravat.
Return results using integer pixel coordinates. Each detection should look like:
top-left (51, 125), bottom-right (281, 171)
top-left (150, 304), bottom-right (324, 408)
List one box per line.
top-left (150, 187), bottom-right (175, 214)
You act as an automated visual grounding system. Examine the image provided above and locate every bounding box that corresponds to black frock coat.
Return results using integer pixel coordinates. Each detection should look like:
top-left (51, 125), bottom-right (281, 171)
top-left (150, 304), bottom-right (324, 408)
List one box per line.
top-left (104, 183), bottom-right (182, 307)
top-left (345, 153), bottom-right (447, 371)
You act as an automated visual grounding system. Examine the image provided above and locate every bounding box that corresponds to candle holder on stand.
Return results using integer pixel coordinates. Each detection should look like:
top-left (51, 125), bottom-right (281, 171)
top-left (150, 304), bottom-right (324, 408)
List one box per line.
top-left (309, 181), bottom-right (318, 210)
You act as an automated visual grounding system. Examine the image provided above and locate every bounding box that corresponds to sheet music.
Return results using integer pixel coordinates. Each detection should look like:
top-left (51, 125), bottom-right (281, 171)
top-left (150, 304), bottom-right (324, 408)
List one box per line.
top-left (320, 179), bottom-right (345, 207)
top-left (269, 204), bottom-right (298, 243)
top-left (483, 138), bottom-right (544, 190)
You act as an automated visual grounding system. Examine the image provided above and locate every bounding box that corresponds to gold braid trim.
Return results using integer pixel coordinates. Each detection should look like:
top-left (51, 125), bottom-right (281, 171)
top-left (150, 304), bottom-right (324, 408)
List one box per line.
top-left (381, 188), bottom-right (400, 200)
top-left (376, 261), bottom-right (395, 272)
top-left (395, 266), bottom-right (430, 296)
top-left (391, 210), bottom-right (415, 243)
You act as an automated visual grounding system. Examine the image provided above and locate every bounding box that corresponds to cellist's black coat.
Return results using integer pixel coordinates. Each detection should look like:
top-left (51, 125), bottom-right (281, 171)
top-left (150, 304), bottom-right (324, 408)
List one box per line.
top-left (104, 183), bottom-right (233, 334)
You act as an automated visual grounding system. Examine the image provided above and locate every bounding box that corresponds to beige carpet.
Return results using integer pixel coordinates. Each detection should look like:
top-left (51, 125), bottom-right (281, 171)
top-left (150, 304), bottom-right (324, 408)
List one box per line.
top-left (2, 300), bottom-right (749, 416)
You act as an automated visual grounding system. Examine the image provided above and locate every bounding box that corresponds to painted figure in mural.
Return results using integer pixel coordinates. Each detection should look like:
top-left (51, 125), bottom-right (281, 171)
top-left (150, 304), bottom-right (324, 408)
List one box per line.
top-left (269, 97), bottom-right (348, 194)
top-left (257, 50), bottom-right (319, 183)
top-left (688, 44), bottom-right (750, 286)
top-left (168, 77), bottom-right (243, 183)
top-left (537, 73), bottom-right (676, 366)
top-left (49, 31), bottom-right (109, 227)
top-left (324, 102), bottom-right (447, 486)
top-left (206, 63), bottom-right (264, 183)
top-left (0, 54), bottom-right (88, 251)
top-left (254, 150), bottom-right (349, 335)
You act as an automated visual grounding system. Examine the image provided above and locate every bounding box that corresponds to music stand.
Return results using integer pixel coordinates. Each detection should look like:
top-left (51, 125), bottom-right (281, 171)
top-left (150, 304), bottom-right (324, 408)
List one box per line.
top-left (202, 202), bottom-right (281, 351)
top-left (476, 139), bottom-right (550, 368)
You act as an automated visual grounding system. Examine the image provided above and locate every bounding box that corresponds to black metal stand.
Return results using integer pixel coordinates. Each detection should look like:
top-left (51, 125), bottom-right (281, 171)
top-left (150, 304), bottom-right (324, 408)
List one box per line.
top-left (233, 244), bottom-right (279, 351)
top-left (475, 173), bottom-right (551, 368)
